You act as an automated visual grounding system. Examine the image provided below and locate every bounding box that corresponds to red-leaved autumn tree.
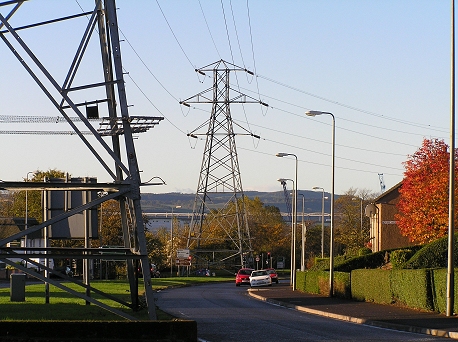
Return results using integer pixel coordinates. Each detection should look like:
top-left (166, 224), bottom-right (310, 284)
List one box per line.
top-left (396, 138), bottom-right (458, 244)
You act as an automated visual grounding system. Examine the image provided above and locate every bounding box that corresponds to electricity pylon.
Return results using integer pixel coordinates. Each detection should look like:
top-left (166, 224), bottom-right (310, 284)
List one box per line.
top-left (0, 0), bottom-right (161, 320)
top-left (180, 60), bottom-right (267, 268)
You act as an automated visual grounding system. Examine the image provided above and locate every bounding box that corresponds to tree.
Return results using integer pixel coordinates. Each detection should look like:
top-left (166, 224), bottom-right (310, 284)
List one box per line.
top-left (396, 138), bottom-right (458, 244)
top-left (244, 197), bottom-right (290, 259)
top-left (0, 169), bottom-right (67, 222)
top-left (151, 196), bottom-right (290, 269)
top-left (334, 188), bottom-right (375, 255)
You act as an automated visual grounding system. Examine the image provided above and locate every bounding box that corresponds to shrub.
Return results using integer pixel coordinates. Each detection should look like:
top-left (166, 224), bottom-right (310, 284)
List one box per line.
top-left (430, 268), bottom-right (458, 313)
top-left (296, 271), bottom-right (306, 291)
top-left (390, 249), bottom-right (415, 269)
top-left (390, 269), bottom-right (433, 310)
top-left (351, 269), bottom-right (392, 304)
top-left (311, 255), bottom-right (351, 271)
top-left (334, 272), bottom-right (351, 298)
top-left (334, 251), bottom-right (387, 272)
top-left (405, 233), bottom-right (458, 269)
top-left (358, 247), bottom-right (372, 256)
top-left (304, 270), bottom-right (328, 294)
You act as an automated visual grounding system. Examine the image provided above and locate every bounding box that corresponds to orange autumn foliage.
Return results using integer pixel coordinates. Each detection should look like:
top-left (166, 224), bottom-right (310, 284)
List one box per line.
top-left (396, 138), bottom-right (458, 244)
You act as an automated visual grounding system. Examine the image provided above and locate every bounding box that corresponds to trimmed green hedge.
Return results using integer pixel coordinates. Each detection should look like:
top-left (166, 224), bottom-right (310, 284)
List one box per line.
top-left (391, 268), bottom-right (433, 310)
top-left (351, 269), bottom-right (392, 304)
top-left (431, 268), bottom-right (458, 314)
top-left (297, 271), bottom-right (350, 298)
top-left (334, 271), bottom-right (351, 299)
top-left (296, 271), bottom-right (306, 291)
top-left (299, 268), bottom-right (458, 313)
top-left (302, 270), bottom-right (328, 294)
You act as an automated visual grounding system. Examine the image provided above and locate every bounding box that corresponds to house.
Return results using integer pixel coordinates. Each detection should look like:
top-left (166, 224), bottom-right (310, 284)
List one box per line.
top-left (365, 181), bottom-right (413, 252)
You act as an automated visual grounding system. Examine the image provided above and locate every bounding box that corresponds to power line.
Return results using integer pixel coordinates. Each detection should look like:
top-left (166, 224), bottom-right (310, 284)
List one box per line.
top-left (228, 84), bottom-right (446, 143)
top-left (233, 119), bottom-right (408, 157)
top-left (198, 0), bottom-right (221, 59)
top-left (256, 73), bottom-right (447, 132)
top-left (155, 0), bottom-right (195, 69)
top-left (260, 137), bottom-right (404, 171)
top-left (237, 146), bottom-right (404, 177)
top-left (245, 0), bottom-right (265, 115)
top-left (229, 0), bottom-right (247, 70)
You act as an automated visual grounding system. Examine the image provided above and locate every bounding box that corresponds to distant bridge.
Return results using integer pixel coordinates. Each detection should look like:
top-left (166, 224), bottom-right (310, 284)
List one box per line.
top-left (143, 212), bottom-right (330, 231)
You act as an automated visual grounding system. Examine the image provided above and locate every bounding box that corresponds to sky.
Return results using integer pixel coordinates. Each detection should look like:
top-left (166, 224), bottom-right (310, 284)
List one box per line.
top-left (0, 0), bottom-right (452, 197)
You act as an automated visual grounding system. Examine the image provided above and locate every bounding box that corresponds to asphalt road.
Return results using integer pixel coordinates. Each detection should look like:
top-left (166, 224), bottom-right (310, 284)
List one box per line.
top-left (155, 281), bottom-right (450, 342)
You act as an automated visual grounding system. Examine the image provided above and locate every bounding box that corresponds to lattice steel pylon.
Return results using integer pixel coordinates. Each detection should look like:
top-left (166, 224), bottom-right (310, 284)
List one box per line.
top-left (0, 0), bottom-right (162, 320)
top-left (279, 180), bottom-right (293, 224)
top-left (180, 60), bottom-right (267, 268)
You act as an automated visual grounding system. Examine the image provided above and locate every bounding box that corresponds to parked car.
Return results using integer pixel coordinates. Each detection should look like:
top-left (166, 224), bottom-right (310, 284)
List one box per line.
top-left (265, 268), bottom-right (279, 284)
top-left (249, 269), bottom-right (272, 287)
top-left (235, 268), bottom-right (254, 286)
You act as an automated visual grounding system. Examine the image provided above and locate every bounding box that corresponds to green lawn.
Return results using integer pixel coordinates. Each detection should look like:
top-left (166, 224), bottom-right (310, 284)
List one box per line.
top-left (0, 276), bottom-right (232, 321)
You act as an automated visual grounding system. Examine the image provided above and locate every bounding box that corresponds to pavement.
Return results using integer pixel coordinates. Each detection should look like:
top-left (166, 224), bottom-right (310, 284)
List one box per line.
top-left (248, 282), bottom-right (458, 339)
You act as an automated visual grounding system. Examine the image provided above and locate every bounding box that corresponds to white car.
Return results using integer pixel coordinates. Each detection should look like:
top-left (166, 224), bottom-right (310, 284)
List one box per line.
top-left (249, 270), bottom-right (272, 287)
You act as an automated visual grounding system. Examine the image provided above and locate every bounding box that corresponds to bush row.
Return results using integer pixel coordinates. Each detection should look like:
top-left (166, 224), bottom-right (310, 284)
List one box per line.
top-left (297, 268), bottom-right (458, 313)
top-left (296, 270), bottom-right (351, 299)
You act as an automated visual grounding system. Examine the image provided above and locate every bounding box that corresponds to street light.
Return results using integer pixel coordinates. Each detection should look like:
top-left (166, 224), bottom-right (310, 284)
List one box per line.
top-left (171, 205), bottom-right (182, 277)
top-left (276, 152), bottom-right (298, 290)
top-left (306, 110), bottom-right (335, 297)
top-left (299, 193), bottom-right (306, 271)
top-left (277, 178), bottom-right (295, 290)
top-left (313, 186), bottom-right (326, 258)
top-left (352, 197), bottom-right (363, 231)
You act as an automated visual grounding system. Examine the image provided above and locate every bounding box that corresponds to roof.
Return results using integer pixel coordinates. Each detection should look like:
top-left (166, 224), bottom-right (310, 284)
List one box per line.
top-left (373, 181), bottom-right (403, 203)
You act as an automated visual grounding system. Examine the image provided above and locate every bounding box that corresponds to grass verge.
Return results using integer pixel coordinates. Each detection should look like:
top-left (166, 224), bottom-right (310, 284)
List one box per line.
top-left (0, 276), bottom-right (232, 321)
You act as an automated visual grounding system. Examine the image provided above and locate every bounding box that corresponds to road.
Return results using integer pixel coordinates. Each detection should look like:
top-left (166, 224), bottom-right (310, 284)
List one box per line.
top-left (155, 281), bottom-right (450, 342)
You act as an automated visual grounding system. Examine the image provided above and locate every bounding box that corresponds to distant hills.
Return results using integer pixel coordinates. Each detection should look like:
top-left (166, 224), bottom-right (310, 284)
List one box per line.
top-left (140, 190), bottom-right (334, 214)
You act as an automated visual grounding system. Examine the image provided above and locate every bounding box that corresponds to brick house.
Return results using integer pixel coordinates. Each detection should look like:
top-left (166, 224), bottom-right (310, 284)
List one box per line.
top-left (365, 181), bottom-right (413, 252)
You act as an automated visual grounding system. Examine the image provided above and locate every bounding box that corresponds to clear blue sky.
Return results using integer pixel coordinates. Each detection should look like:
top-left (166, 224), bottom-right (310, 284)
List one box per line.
top-left (0, 0), bottom-right (452, 196)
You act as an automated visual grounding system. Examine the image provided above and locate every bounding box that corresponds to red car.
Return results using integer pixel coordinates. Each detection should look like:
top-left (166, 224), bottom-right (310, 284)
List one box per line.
top-left (235, 268), bottom-right (254, 286)
top-left (265, 268), bottom-right (279, 284)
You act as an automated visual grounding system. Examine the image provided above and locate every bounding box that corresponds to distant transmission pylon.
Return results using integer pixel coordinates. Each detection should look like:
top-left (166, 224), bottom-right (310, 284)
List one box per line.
top-left (180, 60), bottom-right (267, 268)
top-left (378, 173), bottom-right (386, 192)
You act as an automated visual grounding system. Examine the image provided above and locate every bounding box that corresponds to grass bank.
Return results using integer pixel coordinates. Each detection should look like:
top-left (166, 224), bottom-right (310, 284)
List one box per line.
top-left (0, 276), bottom-right (232, 321)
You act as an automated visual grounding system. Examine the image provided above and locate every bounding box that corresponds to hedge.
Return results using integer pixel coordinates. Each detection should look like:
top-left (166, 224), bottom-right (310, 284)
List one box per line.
top-left (297, 270), bottom-right (350, 298)
top-left (390, 268), bottom-right (433, 310)
top-left (405, 234), bottom-right (458, 269)
top-left (431, 268), bottom-right (458, 314)
top-left (351, 269), bottom-right (392, 304)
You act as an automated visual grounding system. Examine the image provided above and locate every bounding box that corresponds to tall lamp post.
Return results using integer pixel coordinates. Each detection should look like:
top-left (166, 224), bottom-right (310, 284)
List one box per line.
top-left (306, 110), bottom-right (335, 297)
top-left (299, 193), bottom-right (305, 271)
top-left (352, 197), bottom-right (363, 231)
top-left (313, 186), bottom-right (326, 258)
top-left (447, 0), bottom-right (455, 317)
top-left (171, 205), bottom-right (182, 277)
top-left (277, 178), bottom-right (295, 290)
top-left (276, 152), bottom-right (298, 290)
